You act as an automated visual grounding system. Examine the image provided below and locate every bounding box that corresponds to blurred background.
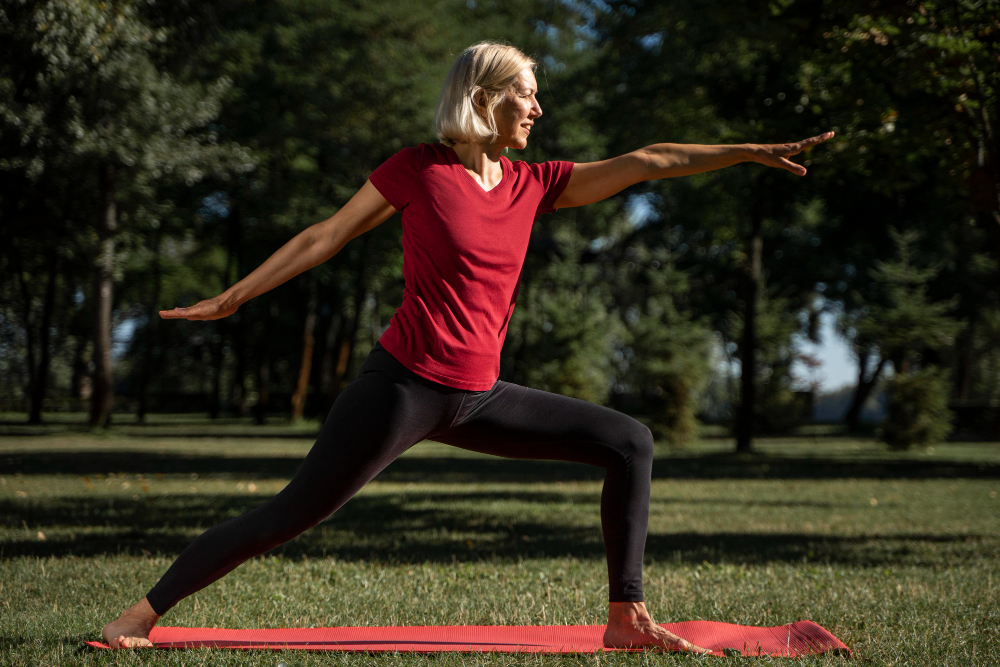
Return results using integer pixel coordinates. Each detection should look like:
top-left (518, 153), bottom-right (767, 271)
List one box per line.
top-left (2, 0), bottom-right (998, 449)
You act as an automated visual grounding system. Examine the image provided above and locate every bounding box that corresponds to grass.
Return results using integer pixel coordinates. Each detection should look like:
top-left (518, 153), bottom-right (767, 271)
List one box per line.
top-left (1, 415), bottom-right (998, 665)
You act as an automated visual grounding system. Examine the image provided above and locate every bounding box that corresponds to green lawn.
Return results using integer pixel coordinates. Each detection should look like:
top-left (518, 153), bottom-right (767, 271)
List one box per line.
top-left (1, 416), bottom-right (998, 665)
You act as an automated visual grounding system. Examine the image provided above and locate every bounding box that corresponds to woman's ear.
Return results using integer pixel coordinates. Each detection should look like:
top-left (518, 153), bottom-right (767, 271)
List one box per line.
top-left (473, 89), bottom-right (489, 116)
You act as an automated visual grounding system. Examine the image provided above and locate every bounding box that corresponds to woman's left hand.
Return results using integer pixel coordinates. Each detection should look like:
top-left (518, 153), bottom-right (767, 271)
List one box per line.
top-left (159, 294), bottom-right (239, 321)
top-left (749, 131), bottom-right (835, 176)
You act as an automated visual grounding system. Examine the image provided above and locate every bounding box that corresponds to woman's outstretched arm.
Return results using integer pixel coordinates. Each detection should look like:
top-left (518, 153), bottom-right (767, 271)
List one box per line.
top-left (553, 131), bottom-right (834, 209)
top-left (159, 180), bottom-right (396, 321)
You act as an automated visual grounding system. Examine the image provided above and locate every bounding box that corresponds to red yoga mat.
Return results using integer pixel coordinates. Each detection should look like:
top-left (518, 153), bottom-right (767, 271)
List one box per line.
top-left (86, 620), bottom-right (850, 657)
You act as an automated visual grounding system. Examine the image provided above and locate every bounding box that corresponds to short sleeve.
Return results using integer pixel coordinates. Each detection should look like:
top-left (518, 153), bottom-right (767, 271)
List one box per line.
top-left (532, 160), bottom-right (576, 216)
top-left (369, 146), bottom-right (423, 211)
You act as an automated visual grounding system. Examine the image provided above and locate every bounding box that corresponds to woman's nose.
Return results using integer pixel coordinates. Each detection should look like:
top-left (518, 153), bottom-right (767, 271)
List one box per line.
top-left (531, 101), bottom-right (542, 118)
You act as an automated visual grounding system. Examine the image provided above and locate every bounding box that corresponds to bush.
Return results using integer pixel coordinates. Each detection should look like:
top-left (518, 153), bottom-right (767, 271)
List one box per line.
top-left (882, 367), bottom-right (953, 450)
top-left (648, 372), bottom-right (699, 446)
top-left (756, 384), bottom-right (812, 435)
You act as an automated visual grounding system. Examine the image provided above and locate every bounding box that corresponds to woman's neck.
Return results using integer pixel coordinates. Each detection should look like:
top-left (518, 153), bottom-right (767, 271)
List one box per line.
top-left (450, 142), bottom-right (505, 188)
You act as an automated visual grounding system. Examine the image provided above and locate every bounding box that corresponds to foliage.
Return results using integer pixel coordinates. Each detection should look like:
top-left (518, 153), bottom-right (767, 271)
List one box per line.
top-left (882, 366), bottom-right (954, 449)
top-left (810, 0), bottom-right (1000, 420)
top-left (614, 248), bottom-right (713, 444)
top-left (1, 0), bottom-right (997, 446)
top-left (969, 307), bottom-right (1000, 404)
top-left (504, 257), bottom-right (624, 405)
top-left (854, 228), bottom-right (963, 372)
top-left (0, 0), bottom-right (248, 423)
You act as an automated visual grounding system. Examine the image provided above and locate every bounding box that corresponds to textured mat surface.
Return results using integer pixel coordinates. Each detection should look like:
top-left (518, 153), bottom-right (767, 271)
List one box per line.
top-left (86, 620), bottom-right (850, 656)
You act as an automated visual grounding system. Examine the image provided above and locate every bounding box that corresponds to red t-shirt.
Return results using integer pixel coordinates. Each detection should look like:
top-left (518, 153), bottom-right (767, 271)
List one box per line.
top-left (368, 142), bottom-right (575, 390)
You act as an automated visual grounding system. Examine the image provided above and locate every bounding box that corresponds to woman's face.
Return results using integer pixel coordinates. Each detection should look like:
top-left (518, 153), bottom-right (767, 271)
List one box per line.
top-left (492, 67), bottom-right (542, 150)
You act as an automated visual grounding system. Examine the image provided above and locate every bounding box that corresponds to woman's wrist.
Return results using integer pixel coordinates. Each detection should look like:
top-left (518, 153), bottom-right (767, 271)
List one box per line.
top-left (741, 143), bottom-right (762, 164)
top-left (218, 287), bottom-right (246, 311)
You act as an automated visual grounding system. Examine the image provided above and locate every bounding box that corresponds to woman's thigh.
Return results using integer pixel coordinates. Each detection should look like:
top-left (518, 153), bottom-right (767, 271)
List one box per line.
top-left (430, 381), bottom-right (652, 468)
top-left (271, 356), bottom-right (464, 519)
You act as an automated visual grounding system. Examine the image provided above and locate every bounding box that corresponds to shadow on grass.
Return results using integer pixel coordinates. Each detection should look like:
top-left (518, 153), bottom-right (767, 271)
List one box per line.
top-left (1, 491), bottom-right (991, 567)
top-left (0, 426), bottom-right (317, 439)
top-left (2, 450), bottom-right (999, 480)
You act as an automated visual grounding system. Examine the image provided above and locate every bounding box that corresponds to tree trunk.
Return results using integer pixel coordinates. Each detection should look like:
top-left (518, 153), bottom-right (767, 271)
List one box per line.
top-left (90, 163), bottom-right (117, 428)
top-left (253, 301), bottom-right (276, 425)
top-left (952, 319), bottom-right (976, 401)
top-left (332, 289), bottom-right (363, 395)
top-left (735, 187), bottom-right (765, 453)
top-left (328, 238), bottom-right (370, 404)
top-left (230, 317), bottom-right (248, 417)
top-left (70, 336), bottom-right (86, 399)
top-left (28, 250), bottom-right (61, 424)
top-left (15, 262), bottom-right (37, 418)
top-left (228, 202), bottom-right (248, 417)
top-left (137, 228), bottom-right (163, 423)
top-left (994, 210), bottom-right (1000, 271)
top-left (318, 310), bottom-right (343, 414)
top-left (291, 277), bottom-right (318, 422)
top-left (208, 324), bottom-right (225, 419)
top-left (209, 212), bottom-right (240, 420)
top-left (845, 350), bottom-right (885, 432)
top-left (253, 349), bottom-right (271, 425)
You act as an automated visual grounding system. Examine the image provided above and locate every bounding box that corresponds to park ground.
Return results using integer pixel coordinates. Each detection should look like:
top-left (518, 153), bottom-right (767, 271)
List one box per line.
top-left (1, 414), bottom-right (998, 665)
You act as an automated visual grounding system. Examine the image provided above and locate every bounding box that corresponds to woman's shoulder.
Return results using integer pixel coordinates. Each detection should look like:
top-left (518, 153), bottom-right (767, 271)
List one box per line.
top-left (389, 142), bottom-right (454, 169)
top-left (507, 156), bottom-right (575, 181)
top-left (398, 142), bottom-right (452, 156)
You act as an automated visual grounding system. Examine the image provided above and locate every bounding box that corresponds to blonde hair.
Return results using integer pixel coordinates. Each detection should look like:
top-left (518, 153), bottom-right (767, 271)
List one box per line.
top-left (435, 42), bottom-right (536, 147)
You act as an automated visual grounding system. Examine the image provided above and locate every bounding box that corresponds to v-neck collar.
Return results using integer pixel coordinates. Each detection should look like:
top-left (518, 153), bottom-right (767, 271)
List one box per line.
top-left (445, 144), bottom-right (508, 195)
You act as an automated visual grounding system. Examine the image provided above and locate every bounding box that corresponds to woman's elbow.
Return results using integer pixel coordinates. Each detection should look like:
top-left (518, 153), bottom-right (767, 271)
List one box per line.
top-left (632, 148), bottom-right (666, 181)
top-left (306, 220), bottom-right (343, 260)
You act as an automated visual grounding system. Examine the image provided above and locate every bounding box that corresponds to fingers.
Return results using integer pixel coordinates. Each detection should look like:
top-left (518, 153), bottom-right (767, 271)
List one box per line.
top-left (159, 306), bottom-right (205, 320)
top-left (159, 303), bottom-right (214, 320)
top-left (778, 156), bottom-right (807, 176)
top-left (759, 131), bottom-right (833, 175)
top-left (777, 131), bottom-right (834, 158)
top-left (789, 131), bottom-right (835, 154)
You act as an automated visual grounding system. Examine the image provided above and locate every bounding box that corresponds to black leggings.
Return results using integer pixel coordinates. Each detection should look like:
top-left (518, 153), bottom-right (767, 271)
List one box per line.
top-left (145, 343), bottom-right (653, 615)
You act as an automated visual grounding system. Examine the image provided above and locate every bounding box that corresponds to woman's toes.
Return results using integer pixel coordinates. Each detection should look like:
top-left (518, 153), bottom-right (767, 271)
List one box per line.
top-left (122, 636), bottom-right (146, 649)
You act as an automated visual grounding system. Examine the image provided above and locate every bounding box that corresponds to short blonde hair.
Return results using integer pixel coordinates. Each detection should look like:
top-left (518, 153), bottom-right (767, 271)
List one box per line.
top-left (435, 42), bottom-right (536, 147)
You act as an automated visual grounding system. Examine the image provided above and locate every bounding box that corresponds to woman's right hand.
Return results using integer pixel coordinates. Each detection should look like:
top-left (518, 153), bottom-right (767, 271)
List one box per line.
top-left (159, 294), bottom-right (239, 321)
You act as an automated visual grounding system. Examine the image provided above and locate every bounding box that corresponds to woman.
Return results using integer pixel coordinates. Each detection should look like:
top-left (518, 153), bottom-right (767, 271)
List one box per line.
top-left (102, 42), bottom-right (832, 653)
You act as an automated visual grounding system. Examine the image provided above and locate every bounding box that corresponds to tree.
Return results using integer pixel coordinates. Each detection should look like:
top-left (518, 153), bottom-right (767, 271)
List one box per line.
top-left (853, 228), bottom-right (962, 447)
top-left (582, 0), bottom-right (842, 450)
top-left (807, 0), bottom-right (1000, 425)
top-left (0, 0), bottom-right (244, 425)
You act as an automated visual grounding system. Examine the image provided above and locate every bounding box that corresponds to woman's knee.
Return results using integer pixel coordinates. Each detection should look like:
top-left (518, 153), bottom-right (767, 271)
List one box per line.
top-left (629, 420), bottom-right (655, 466)
top-left (607, 416), bottom-right (654, 471)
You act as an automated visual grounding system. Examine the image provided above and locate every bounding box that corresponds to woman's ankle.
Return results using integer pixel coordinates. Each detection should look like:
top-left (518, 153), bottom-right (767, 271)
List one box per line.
top-left (607, 600), bottom-right (651, 625)
top-left (129, 597), bottom-right (161, 623)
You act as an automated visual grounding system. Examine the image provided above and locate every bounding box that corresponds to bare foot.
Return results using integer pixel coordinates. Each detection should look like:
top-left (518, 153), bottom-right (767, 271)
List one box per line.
top-left (101, 597), bottom-right (160, 648)
top-left (603, 601), bottom-right (712, 654)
